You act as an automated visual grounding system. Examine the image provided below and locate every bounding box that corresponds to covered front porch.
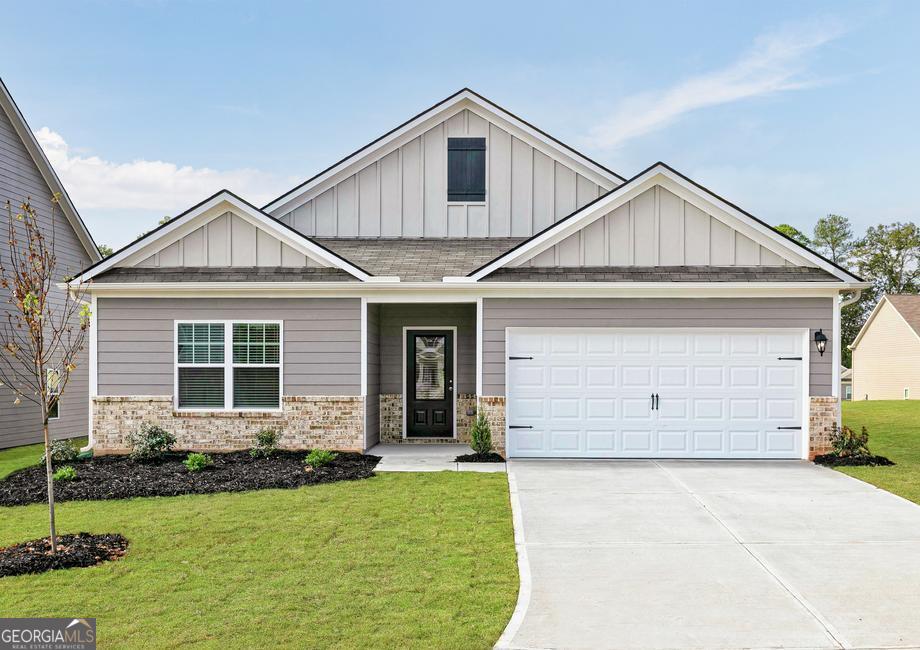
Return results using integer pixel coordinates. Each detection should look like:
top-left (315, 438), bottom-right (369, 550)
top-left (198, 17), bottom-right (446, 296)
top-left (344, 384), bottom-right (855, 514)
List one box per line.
top-left (364, 302), bottom-right (478, 448)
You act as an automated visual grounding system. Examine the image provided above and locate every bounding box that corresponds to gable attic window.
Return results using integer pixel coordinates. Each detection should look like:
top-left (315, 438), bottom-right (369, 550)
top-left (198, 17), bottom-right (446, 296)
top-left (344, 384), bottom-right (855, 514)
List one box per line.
top-left (447, 137), bottom-right (486, 202)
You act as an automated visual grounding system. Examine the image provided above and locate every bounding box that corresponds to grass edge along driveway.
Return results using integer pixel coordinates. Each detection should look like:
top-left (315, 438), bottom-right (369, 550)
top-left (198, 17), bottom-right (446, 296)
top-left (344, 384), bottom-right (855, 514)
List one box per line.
top-left (841, 400), bottom-right (920, 505)
top-left (0, 451), bottom-right (518, 649)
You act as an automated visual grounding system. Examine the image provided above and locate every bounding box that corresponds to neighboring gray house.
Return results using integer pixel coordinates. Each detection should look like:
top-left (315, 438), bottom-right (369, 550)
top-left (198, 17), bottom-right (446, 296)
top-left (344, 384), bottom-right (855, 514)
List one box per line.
top-left (71, 89), bottom-right (867, 460)
top-left (0, 77), bottom-right (101, 448)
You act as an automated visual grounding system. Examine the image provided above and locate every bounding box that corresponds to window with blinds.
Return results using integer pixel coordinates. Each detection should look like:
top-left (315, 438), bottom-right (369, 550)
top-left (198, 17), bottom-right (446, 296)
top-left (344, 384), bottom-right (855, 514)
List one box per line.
top-left (232, 323), bottom-right (281, 409)
top-left (447, 137), bottom-right (486, 202)
top-left (175, 321), bottom-right (281, 410)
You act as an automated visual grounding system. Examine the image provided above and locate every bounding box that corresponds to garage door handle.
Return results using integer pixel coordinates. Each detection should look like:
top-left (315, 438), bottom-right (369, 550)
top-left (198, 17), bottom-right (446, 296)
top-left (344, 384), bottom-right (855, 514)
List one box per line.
top-left (509, 425), bottom-right (533, 429)
top-left (508, 356), bottom-right (533, 360)
top-left (777, 356), bottom-right (803, 360)
top-left (776, 426), bottom-right (802, 430)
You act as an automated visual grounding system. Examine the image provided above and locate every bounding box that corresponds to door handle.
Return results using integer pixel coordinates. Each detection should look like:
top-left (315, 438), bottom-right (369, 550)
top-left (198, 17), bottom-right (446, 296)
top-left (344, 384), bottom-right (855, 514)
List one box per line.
top-left (655, 393), bottom-right (660, 410)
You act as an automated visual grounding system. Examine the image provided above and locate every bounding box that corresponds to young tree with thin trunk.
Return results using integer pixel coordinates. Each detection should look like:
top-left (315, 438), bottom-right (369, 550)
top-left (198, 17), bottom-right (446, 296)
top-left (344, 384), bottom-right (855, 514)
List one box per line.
top-left (0, 196), bottom-right (91, 553)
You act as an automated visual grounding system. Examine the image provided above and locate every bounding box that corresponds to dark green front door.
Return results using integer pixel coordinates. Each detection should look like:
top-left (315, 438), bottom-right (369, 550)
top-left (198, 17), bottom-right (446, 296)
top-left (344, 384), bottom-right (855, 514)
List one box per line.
top-left (406, 330), bottom-right (454, 437)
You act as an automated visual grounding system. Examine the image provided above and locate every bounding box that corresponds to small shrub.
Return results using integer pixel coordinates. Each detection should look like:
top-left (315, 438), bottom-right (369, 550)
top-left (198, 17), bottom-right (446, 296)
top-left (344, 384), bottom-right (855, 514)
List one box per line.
top-left (53, 465), bottom-right (77, 481)
top-left (831, 424), bottom-right (871, 458)
top-left (127, 422), bottom-right (176, 462)
top-left (469, 412), bottom-right (493, 455)
top-left (304, 449), bottom-right (337, 469)
top-left (250, 428), bottom-right (279, 458)
top-left (183, 452), bottom-right (213, 472)
top-left (40, 439), bottom-right (80, 464)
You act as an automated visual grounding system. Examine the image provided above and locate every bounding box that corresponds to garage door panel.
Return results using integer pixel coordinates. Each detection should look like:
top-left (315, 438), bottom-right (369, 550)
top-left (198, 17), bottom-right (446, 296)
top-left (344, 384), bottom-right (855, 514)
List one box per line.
top-left (585, 365), bottom-right (617, 388)
top-left (506, 330), bottom-right (805, 459)
top-left (622, 366), bottom-right (653, 388)
top-left (585, 430), bottom-right (617, 451)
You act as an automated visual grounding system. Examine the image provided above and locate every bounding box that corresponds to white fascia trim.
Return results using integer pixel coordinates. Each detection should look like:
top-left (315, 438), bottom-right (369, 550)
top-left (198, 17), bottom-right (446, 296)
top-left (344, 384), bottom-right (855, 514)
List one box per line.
top-left (848, 295), bottom-right (888, 350)
top-left (69, 191), bottom-right (372, 284)
top-left (263, 90), bottom-right (623, 216)
top-left (0, 78), bottom-right (101, 263)
top-left (467, 164), bottom-right (862, 284)
top-left (82, 281), bottom-right (858, 300)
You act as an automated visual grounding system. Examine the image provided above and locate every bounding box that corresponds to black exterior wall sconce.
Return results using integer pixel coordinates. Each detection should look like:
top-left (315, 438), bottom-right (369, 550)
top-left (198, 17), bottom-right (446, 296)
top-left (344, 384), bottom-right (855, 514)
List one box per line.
top-left (814, 329), bottom-right (828, 356)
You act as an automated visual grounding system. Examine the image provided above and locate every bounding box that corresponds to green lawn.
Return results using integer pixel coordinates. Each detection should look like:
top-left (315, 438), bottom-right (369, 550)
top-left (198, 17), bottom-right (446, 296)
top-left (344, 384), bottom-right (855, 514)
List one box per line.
top-left (0, 437), bottom-right (87, 479)
top-left (0, 450), bottom-right (517, 648)
top-left (840, 401), bottom-right (920, 504)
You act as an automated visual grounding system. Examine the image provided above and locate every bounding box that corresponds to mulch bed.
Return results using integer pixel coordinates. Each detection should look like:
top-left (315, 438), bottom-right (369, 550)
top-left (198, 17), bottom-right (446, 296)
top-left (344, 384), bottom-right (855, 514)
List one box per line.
top-left (455, 452), bottom-right (505, 463)
top-left (814, 453), bottom-right (895, 467)
top-left (0, 533), bottom-right (128, 578)
top-left (0, 451), bottom-right (380, 506)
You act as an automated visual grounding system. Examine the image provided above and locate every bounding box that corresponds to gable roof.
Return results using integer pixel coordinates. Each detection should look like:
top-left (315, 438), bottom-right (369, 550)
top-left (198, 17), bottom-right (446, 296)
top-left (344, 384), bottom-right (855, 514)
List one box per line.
top-left (70, 189), bottom-right (388, 285)
top-left (459, 162), bottom-right (865, 285)
top-left (0, 77), bottom-right (101, 263)
top-left (262, 88), bottom-right (626, 216)
top-left (850, 294), bottom-right (920, 349)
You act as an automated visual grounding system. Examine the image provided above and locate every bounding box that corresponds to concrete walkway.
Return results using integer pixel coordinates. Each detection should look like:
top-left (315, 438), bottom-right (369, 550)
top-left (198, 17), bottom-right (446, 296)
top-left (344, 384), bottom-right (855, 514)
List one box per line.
top-left (368, 443), bottom-right (506, 472)
top-left (499, 460), bottom-right (920, 650)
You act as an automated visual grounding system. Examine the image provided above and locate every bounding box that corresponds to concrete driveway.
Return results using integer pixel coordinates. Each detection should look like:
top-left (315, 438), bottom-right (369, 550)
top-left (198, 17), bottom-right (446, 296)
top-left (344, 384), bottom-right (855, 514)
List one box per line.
top-left (499, 460), bottom-right (920, 650)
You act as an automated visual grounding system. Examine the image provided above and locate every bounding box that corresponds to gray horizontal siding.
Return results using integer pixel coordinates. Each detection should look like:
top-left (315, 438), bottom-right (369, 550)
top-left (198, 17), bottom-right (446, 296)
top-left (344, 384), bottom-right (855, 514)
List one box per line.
top-left (377, 303), bottom-right (476, 395)
top-left (0, 94), bottom-right (92, 448)
top-left (97, 298), bottom-right (361, 397)
top-left (482, 297), bottom-right (835, 397)
top-left (365, 304), bottom-right (381, 449)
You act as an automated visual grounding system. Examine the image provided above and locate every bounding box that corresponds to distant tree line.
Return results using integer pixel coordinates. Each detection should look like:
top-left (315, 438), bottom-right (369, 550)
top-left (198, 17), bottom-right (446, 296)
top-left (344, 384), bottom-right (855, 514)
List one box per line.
top-left (776, 216), bottom-right (920, 367)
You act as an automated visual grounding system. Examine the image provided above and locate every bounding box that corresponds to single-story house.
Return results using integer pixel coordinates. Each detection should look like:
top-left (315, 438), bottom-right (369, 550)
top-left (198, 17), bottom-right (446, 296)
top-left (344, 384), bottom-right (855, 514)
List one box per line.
top-left (840, 367), bottom-right (852, 401)
top-left (0, 77), bottom-right (101, 448)
top-left (850, 294), bottom-right (920, 401)
top-left (70, 89), bottom-right (867, 460)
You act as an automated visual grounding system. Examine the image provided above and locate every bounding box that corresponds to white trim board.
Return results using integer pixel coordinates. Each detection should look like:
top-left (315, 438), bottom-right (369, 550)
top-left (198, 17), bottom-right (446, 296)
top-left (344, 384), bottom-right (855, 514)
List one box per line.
top-left (262, 89), bottom-right (625, 217)
top-left (69, 190), bottom-right (385, 284)
top-left (401, 326), bottom-right (458, 440)
top-left (462, 163), bottom-right (863, 284)
top-left (0, 77), bottom-right (101, 263)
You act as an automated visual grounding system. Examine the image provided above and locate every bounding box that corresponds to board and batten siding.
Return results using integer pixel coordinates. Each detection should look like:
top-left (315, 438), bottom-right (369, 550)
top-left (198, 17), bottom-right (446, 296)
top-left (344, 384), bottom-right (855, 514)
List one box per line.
top-left (376, 303), bottom-right (476, 395)
top-left (96, 298), bottom-right (361, 397)
top-left (519, 186), bottom-right (801, 268)
top-left (275, 109), bottom-right (614, 239)
top-left (852, 300), bottom-right (920, 400)
top-left (135, 211), bottom-right (328, 268)
top-left (0, 100), bottom-right (92, 448)
top-left (481, 298), bottom-right (835, 397)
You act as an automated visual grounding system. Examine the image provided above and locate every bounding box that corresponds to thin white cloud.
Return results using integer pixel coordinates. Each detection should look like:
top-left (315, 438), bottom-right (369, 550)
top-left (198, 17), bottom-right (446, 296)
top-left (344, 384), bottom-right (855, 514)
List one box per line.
top-left (589, 21), bottom-right (847, 149)
top-left (34, 127), bottom-right (291, 213)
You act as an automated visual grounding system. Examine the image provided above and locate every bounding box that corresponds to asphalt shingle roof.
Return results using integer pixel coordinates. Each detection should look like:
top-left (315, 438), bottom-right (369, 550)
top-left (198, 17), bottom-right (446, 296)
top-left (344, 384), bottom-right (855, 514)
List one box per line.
top-left (315, 238), bottom-right (526, 282)
top-left (482, 266), bottom-right (840, 282)
top-left (92, 267), bottom-right (358, 283)
top-left (885, 294), bottom-right (920, 338)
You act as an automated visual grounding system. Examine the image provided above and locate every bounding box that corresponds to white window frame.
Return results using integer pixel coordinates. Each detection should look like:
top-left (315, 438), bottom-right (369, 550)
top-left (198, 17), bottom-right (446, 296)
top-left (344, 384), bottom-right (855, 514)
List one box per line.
top-left (46, 368), bottom-right (60, 420)
top-left (905, 387), bottom-right (910, 400)
top-left (174, 319), bottom-right (283, 413)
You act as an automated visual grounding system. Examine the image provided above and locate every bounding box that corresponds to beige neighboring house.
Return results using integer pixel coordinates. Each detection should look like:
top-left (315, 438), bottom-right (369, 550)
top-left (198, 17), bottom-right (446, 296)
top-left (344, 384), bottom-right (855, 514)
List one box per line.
top-left (840, 367), bottom-right (852, 401)
top-left (850, 295), bottom-right (920, 401)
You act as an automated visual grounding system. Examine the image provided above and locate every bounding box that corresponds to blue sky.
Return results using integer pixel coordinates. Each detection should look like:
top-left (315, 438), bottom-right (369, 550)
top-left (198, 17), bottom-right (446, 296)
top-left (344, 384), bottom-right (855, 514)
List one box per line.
top-left (3, 0), bottom-right (918, 248)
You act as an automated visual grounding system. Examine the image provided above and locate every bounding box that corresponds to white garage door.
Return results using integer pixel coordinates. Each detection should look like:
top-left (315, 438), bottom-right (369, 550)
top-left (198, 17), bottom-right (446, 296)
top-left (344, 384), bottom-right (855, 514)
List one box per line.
top-left (506, 329), bottom-right (807, 459)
